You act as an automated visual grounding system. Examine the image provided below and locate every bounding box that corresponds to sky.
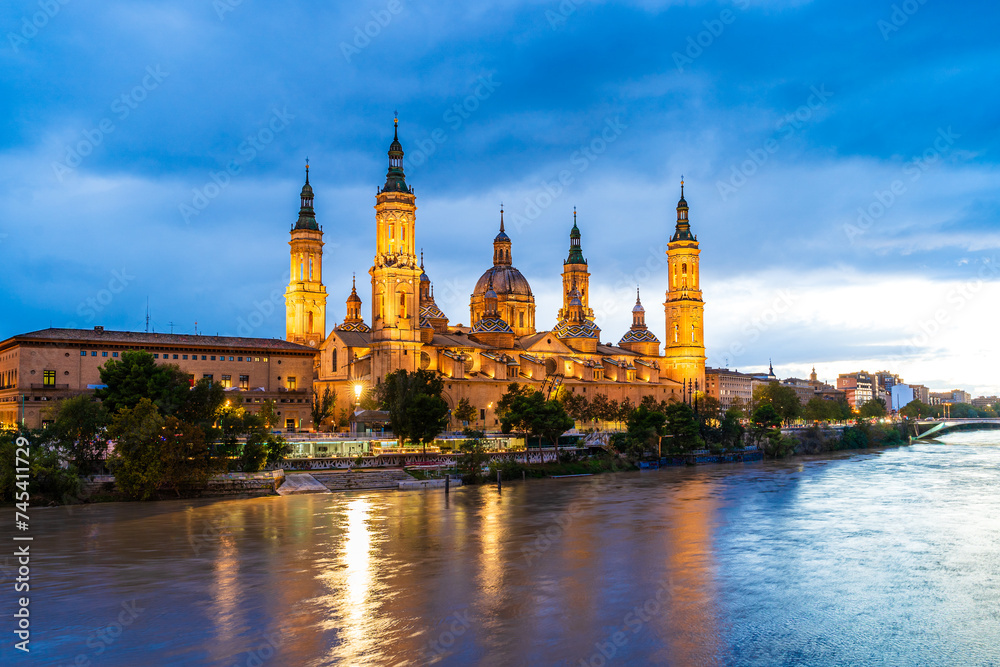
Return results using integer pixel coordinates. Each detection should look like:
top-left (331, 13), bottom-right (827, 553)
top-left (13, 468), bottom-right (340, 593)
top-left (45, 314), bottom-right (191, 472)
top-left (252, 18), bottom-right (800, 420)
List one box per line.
top-left (1, 0), bottom-right (998, 395)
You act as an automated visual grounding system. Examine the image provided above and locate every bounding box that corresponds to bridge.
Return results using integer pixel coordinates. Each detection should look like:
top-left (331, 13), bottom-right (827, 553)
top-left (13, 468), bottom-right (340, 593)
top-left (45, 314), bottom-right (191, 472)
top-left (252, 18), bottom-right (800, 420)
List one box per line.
top-left (910, 418), bottom-right (1000, 440)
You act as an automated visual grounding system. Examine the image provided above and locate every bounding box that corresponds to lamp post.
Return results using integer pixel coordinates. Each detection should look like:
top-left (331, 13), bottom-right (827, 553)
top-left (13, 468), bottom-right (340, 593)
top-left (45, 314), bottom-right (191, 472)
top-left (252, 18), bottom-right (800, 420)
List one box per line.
top-left (353, 383), bottom-right (363, 437)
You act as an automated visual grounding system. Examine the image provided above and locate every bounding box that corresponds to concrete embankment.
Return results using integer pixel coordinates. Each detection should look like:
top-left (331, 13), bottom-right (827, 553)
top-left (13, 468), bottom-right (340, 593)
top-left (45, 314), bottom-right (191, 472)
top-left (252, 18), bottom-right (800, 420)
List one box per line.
top-left (275, 472), bottom-right (331, 495)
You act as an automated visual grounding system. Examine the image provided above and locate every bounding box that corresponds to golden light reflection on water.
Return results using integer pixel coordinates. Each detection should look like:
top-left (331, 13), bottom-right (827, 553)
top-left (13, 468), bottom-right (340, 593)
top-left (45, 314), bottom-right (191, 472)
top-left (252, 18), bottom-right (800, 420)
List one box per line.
top-left (316, 497), bottom-right (378, 664)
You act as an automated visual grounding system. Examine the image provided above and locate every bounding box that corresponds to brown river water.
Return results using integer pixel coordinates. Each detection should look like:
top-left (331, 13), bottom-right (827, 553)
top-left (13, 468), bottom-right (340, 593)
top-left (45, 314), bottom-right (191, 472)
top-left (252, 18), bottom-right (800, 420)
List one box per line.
top-left (5, 430), bottom-right (1000, 666)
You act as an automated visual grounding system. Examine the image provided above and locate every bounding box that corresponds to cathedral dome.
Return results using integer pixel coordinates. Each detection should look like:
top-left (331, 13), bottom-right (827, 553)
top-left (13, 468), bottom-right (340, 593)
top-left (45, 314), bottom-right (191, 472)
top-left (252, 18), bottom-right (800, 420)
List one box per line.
top-left (473, 266), bottom-right (533, 299)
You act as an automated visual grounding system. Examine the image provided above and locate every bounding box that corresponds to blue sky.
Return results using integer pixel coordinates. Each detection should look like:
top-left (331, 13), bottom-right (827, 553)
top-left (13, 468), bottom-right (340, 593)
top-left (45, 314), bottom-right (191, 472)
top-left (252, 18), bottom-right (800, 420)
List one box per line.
top-left (2, 0), bottom-right (998, 394)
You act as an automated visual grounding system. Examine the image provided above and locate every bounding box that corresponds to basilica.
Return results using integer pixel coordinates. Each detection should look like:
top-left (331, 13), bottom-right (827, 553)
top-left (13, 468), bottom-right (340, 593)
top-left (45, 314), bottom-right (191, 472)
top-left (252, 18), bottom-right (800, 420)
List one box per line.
top-left (288, 120), bottom-right (706, 427)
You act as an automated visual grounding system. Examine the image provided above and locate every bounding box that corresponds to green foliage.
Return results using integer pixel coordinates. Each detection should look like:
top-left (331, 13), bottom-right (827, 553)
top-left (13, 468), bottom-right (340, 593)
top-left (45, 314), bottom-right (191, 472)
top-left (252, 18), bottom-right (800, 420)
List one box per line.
top-left (761, 434), bottom-right (797, 458)
top-left (663, 402), bottom-right (702, 453)
top-left (560, 391), bottom-right (590, 422)
top-left (899, 400), bottom-right (940, 419)
top-left (752, 382), bottom-right (801, 424)
top-left (625, 405), bottom-right (666, 456)
top-left (259, 399), bottom-right (280, 429)
top-left (748, 403), bottom-right (782, 452)
top-left (43, 395), bottom-right (109, 474)
top-left (589, 393), bottom-right (613, 424)
top-left (214, 403), bottom-right (286, 471)
top-left (457, 429), bottom-right (489, 484)
top-left (380, 370), bottom-right (450, 451)
top-left (96, 350), bottom-right (191, 416)
top-left (310, 387), bottom-right (336, 431)
top-left (453, 397), bottom-right (477, 425)
top-left (859, 398), bottom-right (887, 418)
top-left (0, 428), bottom-right (82, 503)
top-left (107, 398), bottom-right (168, 500)
top-left (720, 407), bottom-right (746, 450)
top-left (499, 387), bottom-right (574, 448)
top-left (174, 378), bottom-right (225, 429)
top-left (158, 416), bottom-right (212, 496)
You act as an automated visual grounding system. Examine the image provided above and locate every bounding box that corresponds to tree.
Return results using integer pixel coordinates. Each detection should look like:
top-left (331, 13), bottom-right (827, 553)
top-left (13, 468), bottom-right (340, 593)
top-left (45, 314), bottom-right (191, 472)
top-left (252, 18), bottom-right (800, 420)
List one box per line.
top-left (720, 408), bottom-right (745, 450)
top-left (752, 382), bottom-right (801, 425)
top-left (0, 428), bottom-right (81, 504)
top-left (259, 399), bottom-right (280, 429)
top-left (859, 398), bottom-right (887, 419)
top-left (663, 402), bottom-right (702, 453)
top-left (803, 397), bottom-right (834, 422)
top-left (454, 398), bottom-right (477, 426)
top-left (626, 405), bottom-right (666, 457)
top-left (311, 387), bottom-right (336, 431)
top-left (589, 393), bottom-right (612, 426)
top-left (748, 403), bottom-right (782, 452)
top-left (560, 392), bottom-right (590, 424)
top-left (406, 393), bottom-right (450, 454)
top-left (379, 370), bottom-right (450, 452)
top-left (174, 378), bottom-right (225, 430)
top-left (107, 398), bottom-right (167, 500)
top-left (617, 397), bottom-right (635, 429)
top-left (500, 390), bottom-right (573, 453)
top-left (96, 350), bottom-right (190, 416)
top-left (457, 429), bottom-right (489, 484)
top-left (158, 416), bottom-right (212, 496)
top-left (44, 395), bottom-right (109, 474)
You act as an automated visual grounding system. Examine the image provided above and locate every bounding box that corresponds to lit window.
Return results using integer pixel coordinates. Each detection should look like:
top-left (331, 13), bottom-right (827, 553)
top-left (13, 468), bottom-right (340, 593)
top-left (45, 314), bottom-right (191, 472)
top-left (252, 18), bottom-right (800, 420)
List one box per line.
top-left (188, 374), bottom-right (194, 387)
top-left (43, 370), bottom-right (55, 387)
top-left (221, 375), bottom-right (232, 388)
top-left (287, 376), bottom-right (297, 390)
top-left (239, 375), bottom-right (249, 390)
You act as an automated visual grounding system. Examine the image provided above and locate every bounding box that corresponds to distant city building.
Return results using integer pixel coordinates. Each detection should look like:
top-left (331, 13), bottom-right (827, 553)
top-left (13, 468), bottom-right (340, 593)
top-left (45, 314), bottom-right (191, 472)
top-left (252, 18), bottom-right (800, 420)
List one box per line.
top-left (837, 371), bottom-right (876, 409)
top-left (780, 377), bottom-right (816, 405)
top-left (930, 389), bottom-right (972, 405)
top-left (972, 395), bottom-right (999, 409)
top-left (909, 384), bottom-right (930, 404)
top-left (890, 384), bottom-right (915, 411)
top-left (0, 327), bottom-right (317, 429)
top-left (705, 367), bottom-right (754, 410)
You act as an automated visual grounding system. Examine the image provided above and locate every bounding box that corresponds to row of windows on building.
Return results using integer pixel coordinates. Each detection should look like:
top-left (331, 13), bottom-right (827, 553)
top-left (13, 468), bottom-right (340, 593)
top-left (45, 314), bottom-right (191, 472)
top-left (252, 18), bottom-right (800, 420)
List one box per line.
top-left (188, 374), bottom-right (296, 390)
top-left (79, 350), bottom-right (272, 363)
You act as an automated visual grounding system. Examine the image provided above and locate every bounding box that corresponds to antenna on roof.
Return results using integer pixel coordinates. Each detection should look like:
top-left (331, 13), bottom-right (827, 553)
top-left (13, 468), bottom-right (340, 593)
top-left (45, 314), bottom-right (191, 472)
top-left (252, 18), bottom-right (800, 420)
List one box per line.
top-left (169, 322), bottom-right (174, 334)
top-left (145, 298), bottom-right (150, 333)
top-left (195, 321), bottom-right (198, 335)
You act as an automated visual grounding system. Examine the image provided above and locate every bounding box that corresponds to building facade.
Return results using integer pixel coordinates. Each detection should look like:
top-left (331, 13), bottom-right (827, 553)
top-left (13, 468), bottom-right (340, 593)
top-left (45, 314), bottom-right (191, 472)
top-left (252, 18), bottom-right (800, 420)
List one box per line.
top-left (0, 328), bottom-right (317, 430)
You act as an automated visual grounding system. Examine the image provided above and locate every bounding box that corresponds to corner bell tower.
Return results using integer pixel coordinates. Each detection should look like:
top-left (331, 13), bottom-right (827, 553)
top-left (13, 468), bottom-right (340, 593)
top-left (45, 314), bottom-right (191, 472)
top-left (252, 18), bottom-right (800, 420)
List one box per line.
top-left (370, 117), bottom-right (422, 381)
top-left (285, 161), bottom-right (327, 348)
top-left (663, 180), bottom-right (705, 390)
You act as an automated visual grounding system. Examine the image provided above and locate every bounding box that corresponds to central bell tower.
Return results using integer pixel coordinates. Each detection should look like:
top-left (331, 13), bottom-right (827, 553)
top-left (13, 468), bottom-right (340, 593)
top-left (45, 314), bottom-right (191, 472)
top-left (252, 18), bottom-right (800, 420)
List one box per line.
top-left (370, 117), bottom-right (422, 381)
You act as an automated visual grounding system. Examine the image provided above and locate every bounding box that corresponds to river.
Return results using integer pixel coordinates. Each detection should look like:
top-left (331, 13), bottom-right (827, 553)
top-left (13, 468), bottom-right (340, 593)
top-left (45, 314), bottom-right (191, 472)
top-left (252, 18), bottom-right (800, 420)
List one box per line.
top-left (7, 431), bottom-right (1000, 666)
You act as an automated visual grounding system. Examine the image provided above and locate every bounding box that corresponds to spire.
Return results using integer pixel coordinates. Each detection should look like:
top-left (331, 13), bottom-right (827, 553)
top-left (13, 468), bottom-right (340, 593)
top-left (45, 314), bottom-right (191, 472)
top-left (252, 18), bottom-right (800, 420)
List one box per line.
top-left (383, 114), bottom-right (409, 193)
top-left (671, 177), bottom-right (693, 242)
top-left (294, 161), bottom-right (319, 231)
top-left (420, 249), bottom-right (424, 270)
top-left (493, 205), bottom-right (512, 265)
top-left (566, 207), bottom-right (586, 264)
top-left (631, 286), bottom-right (647, 328)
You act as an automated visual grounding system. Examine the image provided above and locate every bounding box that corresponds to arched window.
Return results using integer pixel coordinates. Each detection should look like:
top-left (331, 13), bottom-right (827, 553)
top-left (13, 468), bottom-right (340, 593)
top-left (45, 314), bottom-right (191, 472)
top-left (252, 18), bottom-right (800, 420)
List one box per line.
top-left (308, 311), bottom-right (314, 332)
top-left (691, 324), bottom-right (696, 343)
top-left (673, 323), bottom-right (679, 343)
top-left (398, 291), bottom-right (407, 319)
top-left (331, 348), bottom-right (338, 372)
top-left (299, 259), bottom-right (304, 281)
top-left (309, 256), bottom-right (313, 281)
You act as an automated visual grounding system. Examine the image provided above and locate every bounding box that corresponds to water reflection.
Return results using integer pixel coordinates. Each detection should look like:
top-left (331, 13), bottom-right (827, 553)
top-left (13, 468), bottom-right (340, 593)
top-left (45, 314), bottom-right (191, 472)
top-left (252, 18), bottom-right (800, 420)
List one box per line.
top-left (21, 437), bottom-right (1000, 666)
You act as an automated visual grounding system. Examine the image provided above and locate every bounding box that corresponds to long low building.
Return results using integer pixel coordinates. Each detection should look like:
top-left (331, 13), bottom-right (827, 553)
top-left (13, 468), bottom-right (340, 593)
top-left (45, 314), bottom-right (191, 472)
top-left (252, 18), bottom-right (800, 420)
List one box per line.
top-left (0, 327), bottom-right (317, 430)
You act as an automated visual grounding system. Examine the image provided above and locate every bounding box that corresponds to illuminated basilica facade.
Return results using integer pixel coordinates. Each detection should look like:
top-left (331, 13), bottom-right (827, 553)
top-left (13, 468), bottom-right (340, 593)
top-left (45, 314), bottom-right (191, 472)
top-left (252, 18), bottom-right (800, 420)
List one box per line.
top-left (290, 121), bottom-right (706, 427)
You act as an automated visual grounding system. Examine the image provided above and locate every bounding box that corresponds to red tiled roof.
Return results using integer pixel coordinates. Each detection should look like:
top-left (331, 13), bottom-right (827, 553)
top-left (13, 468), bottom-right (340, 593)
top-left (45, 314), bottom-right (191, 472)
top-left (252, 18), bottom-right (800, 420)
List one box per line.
top-left (5, 328), bottom-right (316, 353)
